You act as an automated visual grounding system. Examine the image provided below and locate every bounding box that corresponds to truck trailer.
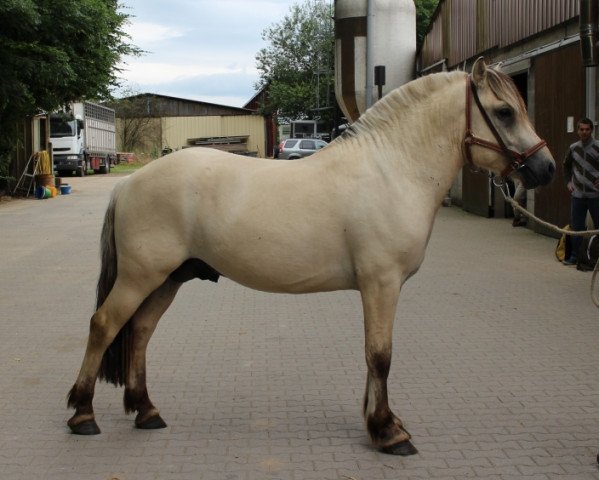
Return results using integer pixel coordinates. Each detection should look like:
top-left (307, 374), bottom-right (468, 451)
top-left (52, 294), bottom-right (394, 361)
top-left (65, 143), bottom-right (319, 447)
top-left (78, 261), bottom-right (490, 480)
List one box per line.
top-left (50, 101), bottom-right (116, 176)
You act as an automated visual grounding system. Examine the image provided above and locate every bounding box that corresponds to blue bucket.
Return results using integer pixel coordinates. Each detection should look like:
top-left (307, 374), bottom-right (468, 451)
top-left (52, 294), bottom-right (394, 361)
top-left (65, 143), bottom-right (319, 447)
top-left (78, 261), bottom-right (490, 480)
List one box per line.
top-left (35, 185), bottom-right (51, 199)
top-left (60, 184), bottom-right (72, 195)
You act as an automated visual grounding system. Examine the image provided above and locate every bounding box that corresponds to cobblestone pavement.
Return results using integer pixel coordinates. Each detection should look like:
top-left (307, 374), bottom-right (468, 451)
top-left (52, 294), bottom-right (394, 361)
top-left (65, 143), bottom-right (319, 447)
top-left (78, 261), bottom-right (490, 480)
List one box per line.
top-left (1, 174), bottom-right (598, 480)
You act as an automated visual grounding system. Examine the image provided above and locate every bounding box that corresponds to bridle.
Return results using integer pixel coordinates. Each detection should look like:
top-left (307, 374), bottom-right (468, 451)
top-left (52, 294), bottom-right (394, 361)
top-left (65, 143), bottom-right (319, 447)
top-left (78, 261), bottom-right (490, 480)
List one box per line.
top-left (464, 74), bottom-right (547, 179)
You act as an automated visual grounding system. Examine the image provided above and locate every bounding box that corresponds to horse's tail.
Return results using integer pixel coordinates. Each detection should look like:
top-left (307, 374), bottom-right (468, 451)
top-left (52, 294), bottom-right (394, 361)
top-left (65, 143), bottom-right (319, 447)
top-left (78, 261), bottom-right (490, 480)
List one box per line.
top-left (96, 182), bottom-right (130, 387)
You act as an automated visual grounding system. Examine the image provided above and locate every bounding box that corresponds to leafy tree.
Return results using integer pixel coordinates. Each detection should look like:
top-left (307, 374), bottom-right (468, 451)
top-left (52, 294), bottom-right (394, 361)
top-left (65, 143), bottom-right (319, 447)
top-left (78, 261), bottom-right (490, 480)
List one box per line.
top-left (255, 0), bottom-right (338, 127)
top-left (415, 0), bottom-right (440, 47)
top-left (0, 0), bottom-right (140, 187)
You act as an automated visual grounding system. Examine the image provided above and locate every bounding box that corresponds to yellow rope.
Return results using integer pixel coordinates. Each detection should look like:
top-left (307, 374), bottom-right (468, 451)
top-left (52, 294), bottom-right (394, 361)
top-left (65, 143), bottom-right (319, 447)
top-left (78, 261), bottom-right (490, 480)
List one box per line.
top-left (36, 150), bottom-right (52, 175)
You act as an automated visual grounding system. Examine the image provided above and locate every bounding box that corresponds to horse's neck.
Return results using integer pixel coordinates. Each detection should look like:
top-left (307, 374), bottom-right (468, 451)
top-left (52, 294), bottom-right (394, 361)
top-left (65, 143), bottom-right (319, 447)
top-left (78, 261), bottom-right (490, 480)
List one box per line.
top-left (344, 73), bottom-right (467, 206)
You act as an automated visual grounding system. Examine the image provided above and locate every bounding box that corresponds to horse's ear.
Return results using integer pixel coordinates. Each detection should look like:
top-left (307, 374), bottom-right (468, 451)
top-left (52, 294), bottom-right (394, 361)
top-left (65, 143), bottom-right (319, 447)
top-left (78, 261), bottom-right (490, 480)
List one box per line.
top-left (471, 57), bottom-right (487, 87)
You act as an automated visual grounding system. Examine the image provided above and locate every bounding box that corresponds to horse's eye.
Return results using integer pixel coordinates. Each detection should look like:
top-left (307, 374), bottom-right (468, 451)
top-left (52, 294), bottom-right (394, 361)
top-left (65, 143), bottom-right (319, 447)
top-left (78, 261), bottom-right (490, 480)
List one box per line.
top-left (496, 107), bottom-right (513, 121)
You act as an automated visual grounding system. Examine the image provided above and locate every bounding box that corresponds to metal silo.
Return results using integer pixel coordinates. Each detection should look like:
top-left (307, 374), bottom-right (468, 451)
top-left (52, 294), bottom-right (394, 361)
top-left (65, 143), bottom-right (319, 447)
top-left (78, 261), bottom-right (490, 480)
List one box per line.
top-left (334, 0), bottom-right (416, 122)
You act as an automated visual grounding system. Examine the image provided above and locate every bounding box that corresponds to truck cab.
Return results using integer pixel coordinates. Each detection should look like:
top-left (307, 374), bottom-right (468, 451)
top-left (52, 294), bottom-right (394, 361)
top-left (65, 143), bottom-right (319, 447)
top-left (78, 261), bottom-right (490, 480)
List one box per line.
top-left (50, 112), bottom-right (87, 177)
top-left (50, 101), bottom-right (116, 176)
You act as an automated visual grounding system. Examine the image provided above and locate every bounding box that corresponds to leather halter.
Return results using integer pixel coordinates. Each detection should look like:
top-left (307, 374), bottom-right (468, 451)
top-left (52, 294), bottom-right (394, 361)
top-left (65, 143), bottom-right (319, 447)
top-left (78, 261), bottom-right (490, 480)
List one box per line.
top-left (464, 75), bottom-right (547, 178)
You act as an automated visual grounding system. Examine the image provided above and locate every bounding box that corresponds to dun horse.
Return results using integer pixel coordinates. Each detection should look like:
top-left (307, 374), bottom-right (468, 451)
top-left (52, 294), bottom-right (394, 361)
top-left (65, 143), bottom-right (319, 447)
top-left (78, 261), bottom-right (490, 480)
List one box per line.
top-left (67, 59), bottom-right (555, 455)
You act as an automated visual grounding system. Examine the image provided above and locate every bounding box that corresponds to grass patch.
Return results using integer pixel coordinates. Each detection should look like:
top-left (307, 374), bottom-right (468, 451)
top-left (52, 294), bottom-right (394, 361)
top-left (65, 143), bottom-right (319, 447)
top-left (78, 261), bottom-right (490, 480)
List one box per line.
top-left (111, 162), bottom-right (146, 175)
top-left (111, 153), bottom-right (155, 175)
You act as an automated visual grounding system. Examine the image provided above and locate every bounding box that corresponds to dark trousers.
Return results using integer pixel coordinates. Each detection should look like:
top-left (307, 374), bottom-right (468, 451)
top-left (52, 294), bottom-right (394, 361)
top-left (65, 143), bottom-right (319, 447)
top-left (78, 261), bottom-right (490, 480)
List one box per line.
top-left (570, 196), bottom-right (599, 259)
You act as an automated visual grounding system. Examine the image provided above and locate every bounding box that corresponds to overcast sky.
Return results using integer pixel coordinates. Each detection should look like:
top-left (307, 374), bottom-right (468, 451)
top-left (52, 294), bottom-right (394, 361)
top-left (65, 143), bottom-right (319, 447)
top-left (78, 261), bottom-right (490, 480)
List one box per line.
top-left (116, 0), bottom-right (303, 107)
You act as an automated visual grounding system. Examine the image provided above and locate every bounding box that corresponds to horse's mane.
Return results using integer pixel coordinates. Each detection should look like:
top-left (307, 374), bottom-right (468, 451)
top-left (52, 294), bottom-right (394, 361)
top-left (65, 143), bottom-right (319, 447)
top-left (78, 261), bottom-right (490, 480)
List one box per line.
top-left (335, 71), bottom-right (463, 146)
top-left (335, 65), bottom-right (526, 147)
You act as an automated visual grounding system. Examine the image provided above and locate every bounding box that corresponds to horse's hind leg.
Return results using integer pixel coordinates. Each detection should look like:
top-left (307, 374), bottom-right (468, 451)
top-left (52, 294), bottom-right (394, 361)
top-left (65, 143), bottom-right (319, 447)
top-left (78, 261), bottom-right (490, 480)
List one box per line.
top-left (67, 274), bottom-right (164, 434)
top-left (360, 278), bottom-right (417, 456)
top-left (124, 278), bottom-right (182, 429)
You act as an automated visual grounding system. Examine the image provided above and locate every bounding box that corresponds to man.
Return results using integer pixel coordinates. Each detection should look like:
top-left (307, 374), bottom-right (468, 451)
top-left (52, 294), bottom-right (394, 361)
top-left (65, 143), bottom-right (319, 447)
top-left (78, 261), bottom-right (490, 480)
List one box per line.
top-left (563, 117), bottom-right (599, 265)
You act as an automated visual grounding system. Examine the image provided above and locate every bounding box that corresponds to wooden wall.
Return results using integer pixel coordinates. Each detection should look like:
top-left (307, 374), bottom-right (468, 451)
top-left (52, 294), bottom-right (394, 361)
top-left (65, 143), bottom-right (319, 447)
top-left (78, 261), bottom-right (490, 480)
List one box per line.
top-left (534, 42), bottom-right (586, 235)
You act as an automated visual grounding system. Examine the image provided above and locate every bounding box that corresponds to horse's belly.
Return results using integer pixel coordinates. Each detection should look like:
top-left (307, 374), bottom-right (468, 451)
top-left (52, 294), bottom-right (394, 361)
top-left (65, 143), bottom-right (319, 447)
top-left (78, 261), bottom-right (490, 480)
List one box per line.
top-left (196, 236), bottom-right (356, 294)
top-left (226, 262), bottom-right (355, 294)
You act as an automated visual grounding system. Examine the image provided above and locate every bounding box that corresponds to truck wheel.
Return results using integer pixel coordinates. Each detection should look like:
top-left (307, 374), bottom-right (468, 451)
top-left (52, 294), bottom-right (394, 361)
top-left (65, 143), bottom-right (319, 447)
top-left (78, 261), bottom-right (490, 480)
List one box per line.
top-left (77, 161), bottom-right (86, 177)
top-left (98, 156), bottom-right (112, 174)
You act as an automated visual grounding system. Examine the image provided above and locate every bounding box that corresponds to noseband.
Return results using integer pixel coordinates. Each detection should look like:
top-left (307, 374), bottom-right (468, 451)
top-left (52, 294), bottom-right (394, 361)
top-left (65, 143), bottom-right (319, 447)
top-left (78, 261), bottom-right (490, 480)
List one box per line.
top-left (464, 75), bottom-right (547, 178)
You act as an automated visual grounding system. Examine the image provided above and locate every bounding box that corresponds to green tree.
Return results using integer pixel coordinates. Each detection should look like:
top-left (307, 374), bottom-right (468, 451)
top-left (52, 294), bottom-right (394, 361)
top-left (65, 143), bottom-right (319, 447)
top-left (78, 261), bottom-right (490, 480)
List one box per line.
top-left (415, 0), bottom-right (440, 47)
top-left (0, 0), bottom-right (140, 186)
top-left (255, 0), bottom-right (337, 126)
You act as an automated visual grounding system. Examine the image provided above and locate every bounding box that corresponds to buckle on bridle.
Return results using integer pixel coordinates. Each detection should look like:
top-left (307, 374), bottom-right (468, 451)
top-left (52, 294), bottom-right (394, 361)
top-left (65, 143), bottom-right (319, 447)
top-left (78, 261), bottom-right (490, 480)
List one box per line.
top-left (492, 175), bottom-right (506, 187)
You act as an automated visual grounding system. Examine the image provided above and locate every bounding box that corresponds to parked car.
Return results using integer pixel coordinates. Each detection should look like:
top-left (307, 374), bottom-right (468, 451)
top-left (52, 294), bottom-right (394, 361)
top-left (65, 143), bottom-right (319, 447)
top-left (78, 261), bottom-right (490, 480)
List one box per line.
top-left (277, 138), bottom-right (328, 160)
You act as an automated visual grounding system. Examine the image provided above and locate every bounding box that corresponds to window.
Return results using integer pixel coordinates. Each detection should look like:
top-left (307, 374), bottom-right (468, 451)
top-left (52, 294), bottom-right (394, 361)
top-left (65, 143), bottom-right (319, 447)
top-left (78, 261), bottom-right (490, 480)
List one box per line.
top-left (50, 117), bottom-right (76, 137)
top-left (300, 140), bottom-right (316, 150)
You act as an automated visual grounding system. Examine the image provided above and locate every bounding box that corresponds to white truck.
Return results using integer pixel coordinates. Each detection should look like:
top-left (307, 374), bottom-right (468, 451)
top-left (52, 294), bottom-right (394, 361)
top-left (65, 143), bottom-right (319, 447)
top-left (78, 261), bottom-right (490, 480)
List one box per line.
top-left (50, 101), bottom-right (116, 177)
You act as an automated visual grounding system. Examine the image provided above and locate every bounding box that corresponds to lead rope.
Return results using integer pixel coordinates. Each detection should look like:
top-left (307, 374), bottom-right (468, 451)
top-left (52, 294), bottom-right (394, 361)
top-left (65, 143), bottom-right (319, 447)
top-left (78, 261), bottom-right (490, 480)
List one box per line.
top-left (494, 179), bottom-right (599, 308)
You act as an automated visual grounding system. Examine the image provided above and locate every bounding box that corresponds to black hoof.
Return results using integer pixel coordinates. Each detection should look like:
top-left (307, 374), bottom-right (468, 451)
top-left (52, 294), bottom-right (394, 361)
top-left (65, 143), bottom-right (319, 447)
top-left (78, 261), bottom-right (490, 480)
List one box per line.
top-left (69, 420), bottom-right (101, 435)
top-left (380, 440), bottom-right (418, 456)
top-left (136, 414), bottom-right (167, 430)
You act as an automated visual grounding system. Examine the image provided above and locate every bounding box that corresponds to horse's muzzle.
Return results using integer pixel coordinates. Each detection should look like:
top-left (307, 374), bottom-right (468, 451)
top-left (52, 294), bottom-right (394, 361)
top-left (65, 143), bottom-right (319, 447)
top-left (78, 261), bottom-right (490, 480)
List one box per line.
top-left (517, 152), bottom-right (555, 188)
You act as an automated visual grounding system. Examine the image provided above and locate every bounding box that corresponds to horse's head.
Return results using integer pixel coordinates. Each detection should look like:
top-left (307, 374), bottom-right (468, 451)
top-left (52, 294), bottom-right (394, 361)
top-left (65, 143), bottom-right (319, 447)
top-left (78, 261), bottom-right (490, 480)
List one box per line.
top-left (465, 58), bottom-right (555, 188)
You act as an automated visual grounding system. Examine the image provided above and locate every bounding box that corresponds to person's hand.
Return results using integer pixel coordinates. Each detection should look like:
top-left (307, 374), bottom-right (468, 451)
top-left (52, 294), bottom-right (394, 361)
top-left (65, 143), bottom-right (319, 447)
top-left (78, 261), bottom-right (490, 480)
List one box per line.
top-left (567, 181), bottom-right (575, 193)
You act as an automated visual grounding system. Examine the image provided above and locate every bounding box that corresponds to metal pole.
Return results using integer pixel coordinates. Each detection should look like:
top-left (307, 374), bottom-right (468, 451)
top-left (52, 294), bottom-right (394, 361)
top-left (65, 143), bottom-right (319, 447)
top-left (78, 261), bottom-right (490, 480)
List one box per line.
top-left (586, 66), bottom-right (596, 123)
top-left (365, 0), bottom-right (374, 109)
top-left (580, 0), bottom-right (599, 67)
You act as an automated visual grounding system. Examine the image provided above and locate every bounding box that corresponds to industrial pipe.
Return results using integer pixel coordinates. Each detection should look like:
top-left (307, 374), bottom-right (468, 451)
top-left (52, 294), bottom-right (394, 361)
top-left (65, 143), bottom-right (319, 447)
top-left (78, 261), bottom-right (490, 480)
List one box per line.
top-left (365, 0), bottom-right (374, 108)
top-left (334, 0), bottom-right (415, 122)
top-left (580, 0), bottom-right (599, 67)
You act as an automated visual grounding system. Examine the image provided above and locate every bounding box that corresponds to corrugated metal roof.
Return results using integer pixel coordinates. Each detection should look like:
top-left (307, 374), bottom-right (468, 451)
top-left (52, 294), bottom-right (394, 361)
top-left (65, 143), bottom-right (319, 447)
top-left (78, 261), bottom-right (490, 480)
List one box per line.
top-left (419, 0), bottom-right (579, 69)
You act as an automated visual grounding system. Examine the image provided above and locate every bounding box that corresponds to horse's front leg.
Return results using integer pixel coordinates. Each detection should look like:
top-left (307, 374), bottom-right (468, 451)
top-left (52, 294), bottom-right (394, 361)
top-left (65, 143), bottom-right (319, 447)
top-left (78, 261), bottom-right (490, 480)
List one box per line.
top-left (360, 278), bottom-right (417, 456)
top-left (125, 278), bottom-right (182, 429)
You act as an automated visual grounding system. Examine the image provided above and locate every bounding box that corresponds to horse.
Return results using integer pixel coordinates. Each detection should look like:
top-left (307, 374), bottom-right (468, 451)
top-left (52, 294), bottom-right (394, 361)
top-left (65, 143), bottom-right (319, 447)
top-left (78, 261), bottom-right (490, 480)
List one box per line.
top-left (67, 58), bottom-right (555, 455)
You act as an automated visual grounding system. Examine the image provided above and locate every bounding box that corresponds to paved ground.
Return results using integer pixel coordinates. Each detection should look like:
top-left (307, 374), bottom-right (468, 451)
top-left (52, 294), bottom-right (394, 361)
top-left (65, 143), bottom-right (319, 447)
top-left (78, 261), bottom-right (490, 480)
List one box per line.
top-left (1, 174), bottom-right (598, 480)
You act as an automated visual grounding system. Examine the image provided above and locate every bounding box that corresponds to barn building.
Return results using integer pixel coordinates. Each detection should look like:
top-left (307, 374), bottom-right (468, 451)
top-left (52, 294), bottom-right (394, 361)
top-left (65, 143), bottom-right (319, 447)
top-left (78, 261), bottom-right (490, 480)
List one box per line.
top-left (112, 93), bottom-right (268, 158)
top-left (243, 86), bottom-right (278, 158)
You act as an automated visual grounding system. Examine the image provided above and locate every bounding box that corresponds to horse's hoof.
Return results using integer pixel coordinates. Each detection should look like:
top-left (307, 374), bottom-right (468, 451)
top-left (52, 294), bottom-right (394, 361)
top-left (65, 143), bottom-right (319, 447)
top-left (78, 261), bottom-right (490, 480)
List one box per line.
top-left (69, 420), bottom-right (101, 435)
top-left (380, 440), bottom-right (418, 456)
top-left (136, 414), bottom-right (167, 430)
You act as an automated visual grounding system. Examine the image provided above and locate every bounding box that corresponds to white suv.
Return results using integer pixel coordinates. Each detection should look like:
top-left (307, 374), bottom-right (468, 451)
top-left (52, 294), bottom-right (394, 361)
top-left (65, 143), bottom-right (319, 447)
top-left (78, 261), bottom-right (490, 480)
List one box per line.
top-left (277, 138), bottom-right (328, 160)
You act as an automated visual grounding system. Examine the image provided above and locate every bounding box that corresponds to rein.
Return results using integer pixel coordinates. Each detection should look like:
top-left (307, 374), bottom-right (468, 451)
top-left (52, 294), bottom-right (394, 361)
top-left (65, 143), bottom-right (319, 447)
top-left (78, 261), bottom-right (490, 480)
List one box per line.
top-left (496, 183), bottom-right (599, 308)
top-left (464, 75), bottom-right (547, 179)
